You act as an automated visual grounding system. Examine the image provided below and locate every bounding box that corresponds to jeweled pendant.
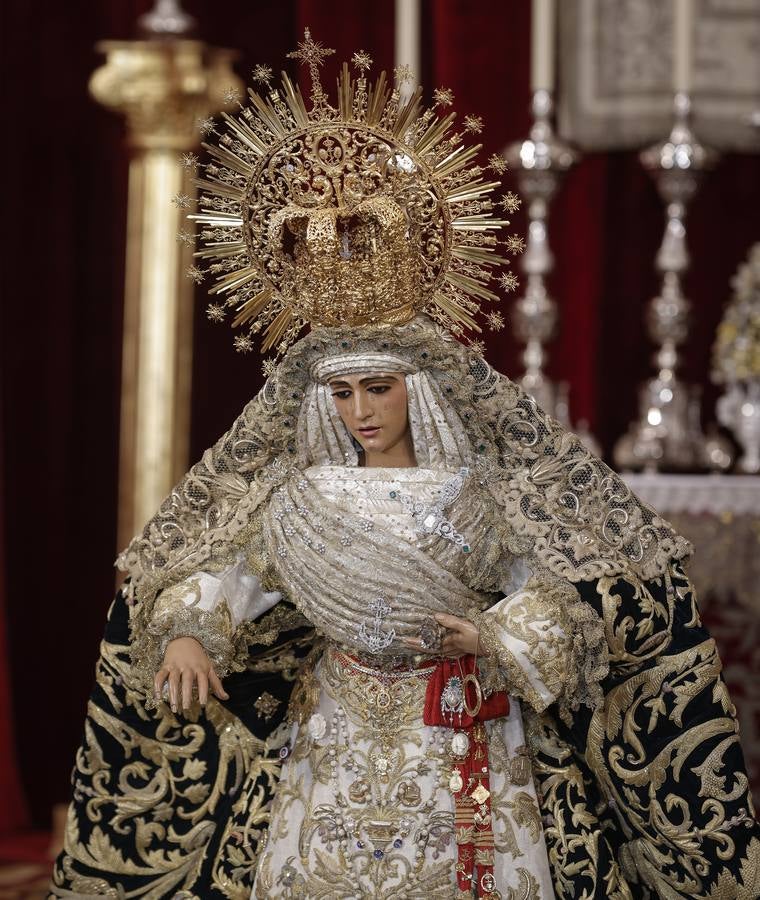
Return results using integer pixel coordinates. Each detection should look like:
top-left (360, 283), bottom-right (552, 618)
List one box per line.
top-left (449, 769), bottom-right (464, 792)
top-left (480, 871), bottom-right (496, 893)
top-left (441, 676), bottom-right (464, 719)
top-left (450, 731), bottom-right (470, 757)
top-left (509, 753), bottom-right (532, 786)
top-left (470, 783), bottom-right (490, 805)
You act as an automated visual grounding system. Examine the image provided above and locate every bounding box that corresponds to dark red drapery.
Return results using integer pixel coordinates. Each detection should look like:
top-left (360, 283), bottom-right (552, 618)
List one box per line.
top-left (1, 0), bottom-right (758, 827)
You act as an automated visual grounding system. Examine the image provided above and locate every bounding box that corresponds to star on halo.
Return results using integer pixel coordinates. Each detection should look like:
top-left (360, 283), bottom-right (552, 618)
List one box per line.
top-left (180, 152), bottom-right (199, 171)
top-left (499, 272), bottom-right (519, 293)
top-left (486, 310), bottom-right (505, 331)
top-left (251, 64), bottom-right (273, 86)
top-left (262, 358), bottom-right (279, 377)
top-left (171, 192), bottom-right (192, 209)
top-left (463, 115), bottom-right (484, 134)
top-left (500, 192), bottom-right (521, 213)
top-left (196, 116), bottom-right (216, 136)
top-left (222, 86), bottom-right (241, 105)
top-left (234, 334), bottom-right (254, 353)
top-left (433, 87), bottom-right (454, 108)
top-left (488, 153), bottom-right (508, 175)
top-left (393, 63), bottom-right (414, 85)
top-left (352, 50), bottom-right (373, 74)
top-left (206, 303), bottom-right (226, 322)
top-left (186, 265), bottom-right (204, 284)
top-left (505, 234), bottom-right (526, 254)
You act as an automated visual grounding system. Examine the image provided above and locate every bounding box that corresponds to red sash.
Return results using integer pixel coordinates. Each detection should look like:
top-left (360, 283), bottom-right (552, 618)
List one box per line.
top-left (423, 655), bottom-right (508, 897)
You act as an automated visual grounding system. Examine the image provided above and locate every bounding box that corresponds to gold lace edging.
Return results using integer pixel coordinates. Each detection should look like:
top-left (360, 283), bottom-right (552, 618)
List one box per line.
top-left (471, 576), bottom-right (609, 724)
top-left (471, 608), bottom-right (548, 712)
top-left (553, 578), bottom-right (609, 724)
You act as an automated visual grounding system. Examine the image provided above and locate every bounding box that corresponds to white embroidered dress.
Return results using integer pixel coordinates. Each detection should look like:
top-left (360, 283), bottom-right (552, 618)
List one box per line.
top-left (250, 465), bottom-right (557, 899)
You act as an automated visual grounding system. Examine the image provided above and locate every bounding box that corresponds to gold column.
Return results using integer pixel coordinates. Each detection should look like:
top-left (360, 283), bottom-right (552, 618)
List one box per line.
top-left (90, 39), bottom-right (241, 549)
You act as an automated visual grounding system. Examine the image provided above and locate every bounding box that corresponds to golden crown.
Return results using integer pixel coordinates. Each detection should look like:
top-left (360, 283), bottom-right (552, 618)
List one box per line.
top-left (180, 29), bottom-right (524, 360)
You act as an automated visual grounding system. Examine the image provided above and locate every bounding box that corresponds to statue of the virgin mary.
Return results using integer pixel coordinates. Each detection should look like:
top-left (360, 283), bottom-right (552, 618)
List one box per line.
top-left (51, 33), bottom-right (758, 900)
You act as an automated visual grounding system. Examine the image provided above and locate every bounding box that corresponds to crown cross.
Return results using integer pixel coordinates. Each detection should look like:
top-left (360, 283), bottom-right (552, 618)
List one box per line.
top-left (287, 27), bottom-right (335, 107)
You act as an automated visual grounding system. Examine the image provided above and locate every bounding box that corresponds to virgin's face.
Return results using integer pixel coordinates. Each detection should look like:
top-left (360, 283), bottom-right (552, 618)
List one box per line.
top-left (328, 372), bottom-right (410, 456)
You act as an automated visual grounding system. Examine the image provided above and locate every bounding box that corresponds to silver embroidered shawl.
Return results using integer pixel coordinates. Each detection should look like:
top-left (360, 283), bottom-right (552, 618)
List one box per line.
top-left (262, 466), bottom-right (496, 658)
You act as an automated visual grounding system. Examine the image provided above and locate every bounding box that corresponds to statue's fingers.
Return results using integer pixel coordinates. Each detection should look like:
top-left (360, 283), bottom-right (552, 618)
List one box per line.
top-left (209, 668), bottom-right (229, 700)
top-left (181, 668), bottom-right (194, 711)
top-left (196, 670), bottom-right (209, 707)
top-left (168, 669), bottom-right (180, 713)
top-left (402, 636), bottom-right (432, 653)
top-left (441, 635), bottom-right (459, 656)
top-left (434, 612), bottom-right (467, 631)
top-left (154, 667), bottom-right (169, 702)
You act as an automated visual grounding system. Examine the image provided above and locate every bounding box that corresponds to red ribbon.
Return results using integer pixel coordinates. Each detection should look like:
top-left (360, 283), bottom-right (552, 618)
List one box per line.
top-left (423, 655), bottom-right (508, 727)
top-left (423, 655), bottom-right (508, 896)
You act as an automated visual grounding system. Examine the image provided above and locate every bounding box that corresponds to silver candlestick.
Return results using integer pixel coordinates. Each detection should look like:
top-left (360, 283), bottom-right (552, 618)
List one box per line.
top-left (504, 90), bottom-right (578, 419)
top-left (614, 93), bottom-right (718, 472)
top-left (138, 0), bottom-right (195, 35)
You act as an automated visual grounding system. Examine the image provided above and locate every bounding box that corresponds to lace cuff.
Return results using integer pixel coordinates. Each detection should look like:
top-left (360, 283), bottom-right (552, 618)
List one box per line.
top-left (130, 580), bottom-right (237, 700)
top-left (129, 558), bottom-right (281, 700)
top-left (470, 575), bottom-right (609, 724)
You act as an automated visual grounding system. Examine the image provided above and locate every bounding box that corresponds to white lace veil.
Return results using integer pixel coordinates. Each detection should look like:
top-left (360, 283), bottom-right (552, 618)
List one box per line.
top-left (119, 316), bottom-right (692, 620)
top-left (300, 369), bottom-right (471, 470)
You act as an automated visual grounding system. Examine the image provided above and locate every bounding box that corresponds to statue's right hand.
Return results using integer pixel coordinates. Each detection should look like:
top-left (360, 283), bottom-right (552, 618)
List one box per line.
top-left (154, 636), bottom-right (229, 713)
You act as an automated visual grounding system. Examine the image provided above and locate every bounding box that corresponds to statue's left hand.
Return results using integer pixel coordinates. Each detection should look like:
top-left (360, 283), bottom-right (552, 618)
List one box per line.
top-left (403, 612), bottom-right (486, 657)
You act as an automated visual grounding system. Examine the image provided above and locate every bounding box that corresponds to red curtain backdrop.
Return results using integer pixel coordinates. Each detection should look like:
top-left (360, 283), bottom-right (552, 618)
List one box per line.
top-left (0, 384), bottom-right (28, 834)
top-left (1, 0), bottom-right (759, 827)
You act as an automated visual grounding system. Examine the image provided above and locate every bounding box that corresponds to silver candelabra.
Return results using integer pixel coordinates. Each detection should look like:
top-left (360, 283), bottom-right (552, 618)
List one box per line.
top-left (614, 93), bottom-right (718, 472)
top-left (504, 90), bottom-right (578, 420)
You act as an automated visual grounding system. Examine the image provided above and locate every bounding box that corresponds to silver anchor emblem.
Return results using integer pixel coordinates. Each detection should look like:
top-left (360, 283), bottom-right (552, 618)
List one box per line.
top-left (358, 596), bottom-right (396, 653)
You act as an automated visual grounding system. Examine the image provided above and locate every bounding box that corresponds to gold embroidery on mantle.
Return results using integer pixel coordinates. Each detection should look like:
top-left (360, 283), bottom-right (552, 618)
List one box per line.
top-left (51, 636), bottom-right (279, 899)
top-left (585, 636), bottom-right (756, 898)
top-left (254, 692), bottom-right (281, 720)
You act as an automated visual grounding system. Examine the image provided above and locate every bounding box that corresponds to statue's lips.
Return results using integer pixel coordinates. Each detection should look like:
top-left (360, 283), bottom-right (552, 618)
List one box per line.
top-left (357, 426), bottom-right (380, 438)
